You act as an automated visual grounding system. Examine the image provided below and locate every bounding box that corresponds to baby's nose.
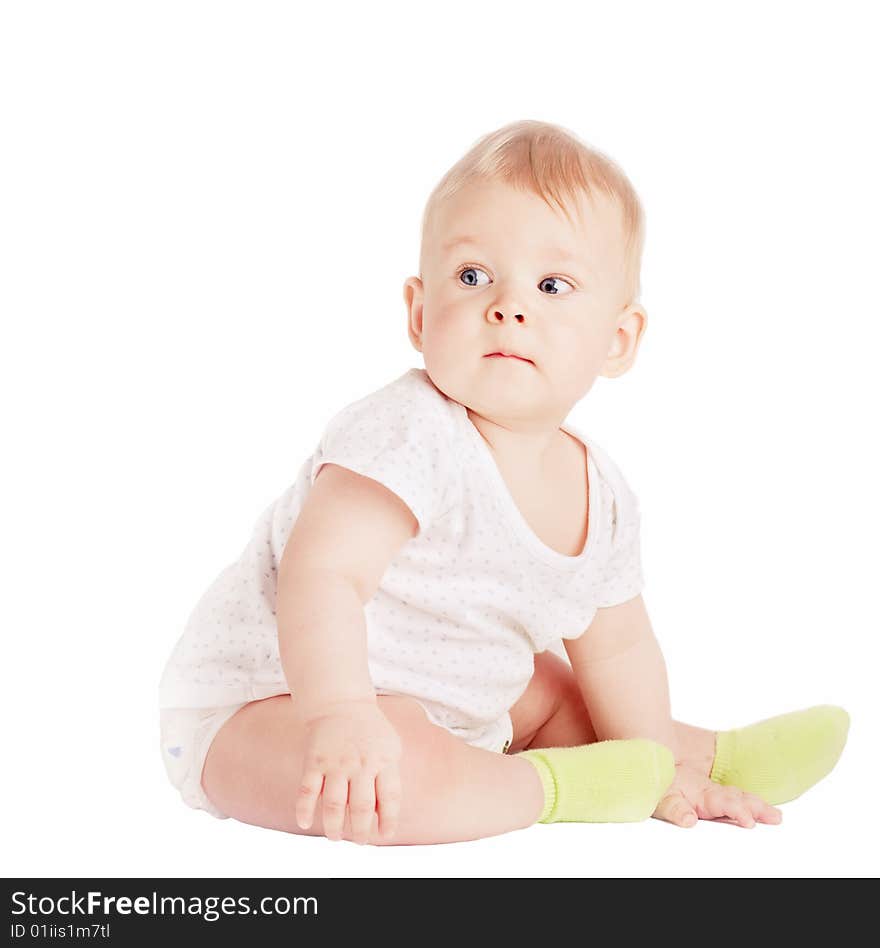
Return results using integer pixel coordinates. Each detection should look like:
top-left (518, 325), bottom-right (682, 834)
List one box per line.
top-left (492, 310), bottom-right (525, 322)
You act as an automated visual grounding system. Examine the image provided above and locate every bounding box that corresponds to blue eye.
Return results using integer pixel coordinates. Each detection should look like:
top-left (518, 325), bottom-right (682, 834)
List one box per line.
top-left (538, 277), bottom-right (574, 296)
top-left (458, 266), bottom-right (490, 287)
top-left (457, 266), bottom-right (574, 295)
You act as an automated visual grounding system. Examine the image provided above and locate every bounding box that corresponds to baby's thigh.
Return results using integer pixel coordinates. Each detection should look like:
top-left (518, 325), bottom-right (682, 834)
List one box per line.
top-left (200, 692), bottom-right (458, 838)
top-left (507, 649), bottom-right (582, 752)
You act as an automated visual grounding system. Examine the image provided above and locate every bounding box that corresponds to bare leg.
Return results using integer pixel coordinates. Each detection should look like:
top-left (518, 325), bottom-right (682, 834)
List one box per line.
top-left (509, 651), bottom-right (717, 777)
top-left (201, 693), bottom-right (546, 846)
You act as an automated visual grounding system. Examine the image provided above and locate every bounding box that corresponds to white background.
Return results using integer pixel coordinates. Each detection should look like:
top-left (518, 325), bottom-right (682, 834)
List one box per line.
top-left (2, 1), bottom-right (877, 879)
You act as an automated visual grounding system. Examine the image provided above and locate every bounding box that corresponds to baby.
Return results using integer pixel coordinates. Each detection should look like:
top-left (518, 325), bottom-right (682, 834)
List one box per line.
top-left (158, 120), bottom-right (850, 845)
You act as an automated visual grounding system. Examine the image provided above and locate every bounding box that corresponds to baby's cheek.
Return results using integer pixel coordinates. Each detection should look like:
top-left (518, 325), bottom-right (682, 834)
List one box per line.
top-left (421, 322), bottom-right (472, 378)
top-left (566, 326), bottom-right (614, 379)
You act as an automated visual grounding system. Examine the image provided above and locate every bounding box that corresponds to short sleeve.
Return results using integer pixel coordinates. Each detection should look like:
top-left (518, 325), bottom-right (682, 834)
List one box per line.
top-left (309, 374), bottom-right (459, 534)
top-left (596, 469), bottom-right (645, 608)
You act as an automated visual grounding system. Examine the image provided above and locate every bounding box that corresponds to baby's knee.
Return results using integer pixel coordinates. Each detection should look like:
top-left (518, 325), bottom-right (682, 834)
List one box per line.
top-left (378, 693), bottom-right (465, 782)
top-left (335, 697), bottom-right (468, 845)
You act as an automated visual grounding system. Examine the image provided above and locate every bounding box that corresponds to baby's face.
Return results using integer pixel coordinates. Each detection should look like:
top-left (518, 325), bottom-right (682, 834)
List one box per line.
top-left (405, 180), bottom-right (645, 430)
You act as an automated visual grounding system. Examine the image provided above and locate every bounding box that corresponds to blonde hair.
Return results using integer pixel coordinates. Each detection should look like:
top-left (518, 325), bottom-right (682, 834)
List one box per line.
top-left (420, 119), bottom-right (645, 303)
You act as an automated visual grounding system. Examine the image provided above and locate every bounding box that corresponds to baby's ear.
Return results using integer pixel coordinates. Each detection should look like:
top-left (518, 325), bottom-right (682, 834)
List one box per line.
top-left (600, 303), bottom-right (647, 378)
top-left (403, 276), bottom-right (425, 352)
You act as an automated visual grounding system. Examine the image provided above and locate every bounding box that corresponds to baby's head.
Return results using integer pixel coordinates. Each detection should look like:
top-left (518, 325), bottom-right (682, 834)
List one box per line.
top-left (404, 120), bottom-right (647, 430)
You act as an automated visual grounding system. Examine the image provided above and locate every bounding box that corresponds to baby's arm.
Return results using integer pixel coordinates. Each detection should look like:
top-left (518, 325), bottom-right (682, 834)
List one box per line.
top-left (565, 596), bottom-right (783, 827)
top-left (563, 595), bottom-right (681, 759)
top-left (276, 462), bottom-right (419, 839)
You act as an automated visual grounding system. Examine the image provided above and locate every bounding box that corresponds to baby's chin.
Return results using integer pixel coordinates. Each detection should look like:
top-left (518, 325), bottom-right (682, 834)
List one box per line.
top-left (423, 363), bottom-right (548, 423)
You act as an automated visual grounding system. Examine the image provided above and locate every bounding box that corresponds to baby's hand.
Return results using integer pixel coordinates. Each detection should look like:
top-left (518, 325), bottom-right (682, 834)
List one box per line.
top-left (652, 762), bottom-right (783, 829)
top-left (295, 699), bottom-right (403, 844)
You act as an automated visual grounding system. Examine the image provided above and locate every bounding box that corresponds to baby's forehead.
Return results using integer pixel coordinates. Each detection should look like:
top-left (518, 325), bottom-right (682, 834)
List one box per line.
top-left (428, 184), bottom-right (626, 270)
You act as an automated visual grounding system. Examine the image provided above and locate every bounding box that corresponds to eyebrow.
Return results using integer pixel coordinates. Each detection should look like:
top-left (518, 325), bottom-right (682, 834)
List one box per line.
top-left (442, 235), bottom-right (585, 264)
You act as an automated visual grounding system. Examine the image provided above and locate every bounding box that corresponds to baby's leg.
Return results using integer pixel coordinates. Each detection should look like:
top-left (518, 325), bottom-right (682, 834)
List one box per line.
top-left (515, 652), bottom-right (845, 810)
top-left (511, 650), bottom-right (717, 774)
top-left (201, 693), bottom-right (546, 845)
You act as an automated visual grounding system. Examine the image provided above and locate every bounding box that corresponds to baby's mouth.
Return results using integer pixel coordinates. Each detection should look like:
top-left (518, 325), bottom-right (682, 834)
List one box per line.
top-left (484, 352), bottom-right (535, 365)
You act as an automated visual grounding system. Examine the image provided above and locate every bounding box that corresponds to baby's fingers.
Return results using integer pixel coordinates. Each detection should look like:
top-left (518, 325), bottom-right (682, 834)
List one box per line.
top-left (653, 789), bottom-right (698, 828)
top-left (701, 787), bottom-right (755, 828)
top-left (347, 773), bottom-right (377, 845)
top-left (321, 772), bottom-right (350, 841)
top-left (742, 791), bottom-right (783, 825)
top-left (375, 766), bottom-right (403, 842)
top-left (295, 767), bottom-right (325, 830)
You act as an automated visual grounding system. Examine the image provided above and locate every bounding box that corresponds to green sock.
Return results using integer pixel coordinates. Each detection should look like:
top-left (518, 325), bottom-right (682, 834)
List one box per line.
top-left (516, 739), bottom-right (675, 824)
top-left (710, 705), bottom-right (850, 805)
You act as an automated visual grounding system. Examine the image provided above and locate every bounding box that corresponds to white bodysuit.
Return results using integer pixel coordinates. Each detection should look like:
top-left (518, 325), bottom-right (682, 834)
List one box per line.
top-left (158, 367), bottom-right (644, 756)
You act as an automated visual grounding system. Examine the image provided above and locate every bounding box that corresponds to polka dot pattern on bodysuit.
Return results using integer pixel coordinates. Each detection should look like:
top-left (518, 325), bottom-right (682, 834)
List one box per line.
top-left (158, 368), bottom-right (645, 750)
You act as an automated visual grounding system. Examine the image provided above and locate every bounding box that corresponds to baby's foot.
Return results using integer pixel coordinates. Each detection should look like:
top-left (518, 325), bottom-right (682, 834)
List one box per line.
top-left (517, 738), bottom-right (676, 823)
top-left (710, 705), bottom-right (850, 805)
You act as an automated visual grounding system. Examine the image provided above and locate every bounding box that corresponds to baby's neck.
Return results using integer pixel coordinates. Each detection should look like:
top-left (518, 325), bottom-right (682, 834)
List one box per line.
top-left (465, 407), bottom-right (565, 478)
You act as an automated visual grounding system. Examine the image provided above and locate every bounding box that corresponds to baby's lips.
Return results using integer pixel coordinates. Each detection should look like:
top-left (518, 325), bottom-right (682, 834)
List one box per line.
top-left (484, 351), bottom-right (535, 364)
